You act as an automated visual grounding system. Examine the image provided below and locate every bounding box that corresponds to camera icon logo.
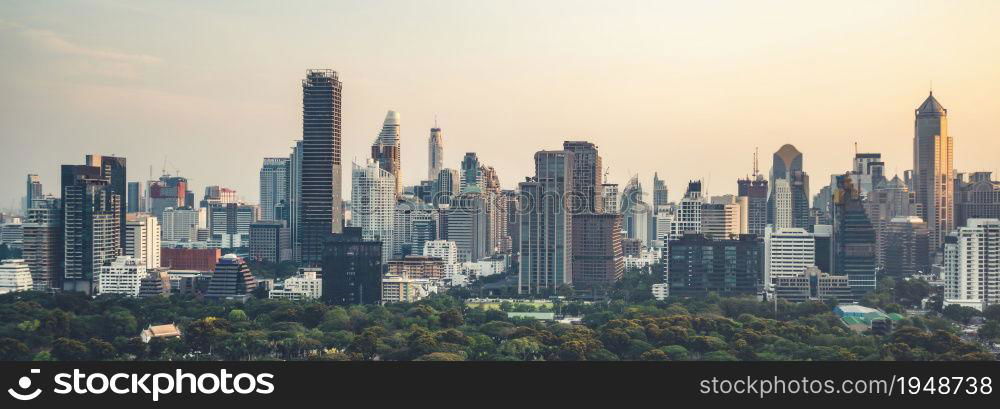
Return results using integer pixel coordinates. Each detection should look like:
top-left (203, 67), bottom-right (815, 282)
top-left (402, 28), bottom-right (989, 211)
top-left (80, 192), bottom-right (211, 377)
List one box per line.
top-left (7, 369), bottom-right (42, 401)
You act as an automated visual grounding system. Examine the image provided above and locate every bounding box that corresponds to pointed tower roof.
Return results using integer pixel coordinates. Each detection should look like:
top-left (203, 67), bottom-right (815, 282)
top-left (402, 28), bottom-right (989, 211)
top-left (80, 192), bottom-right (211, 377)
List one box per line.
top-left (383, 110), bottom-right (400, 126)
top-left (916, 91), bottom-right (946, 116)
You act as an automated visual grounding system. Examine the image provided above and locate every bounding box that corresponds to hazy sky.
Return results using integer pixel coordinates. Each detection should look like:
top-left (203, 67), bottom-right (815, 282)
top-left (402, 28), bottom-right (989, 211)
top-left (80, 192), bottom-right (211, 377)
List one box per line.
top-left (2, 0), bottom-right (999, 211)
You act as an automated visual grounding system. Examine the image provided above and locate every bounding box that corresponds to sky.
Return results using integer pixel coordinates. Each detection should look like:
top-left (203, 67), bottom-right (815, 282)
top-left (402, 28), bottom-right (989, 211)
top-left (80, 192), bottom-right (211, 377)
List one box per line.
top-left (1, 0), bottom-right (999, 211)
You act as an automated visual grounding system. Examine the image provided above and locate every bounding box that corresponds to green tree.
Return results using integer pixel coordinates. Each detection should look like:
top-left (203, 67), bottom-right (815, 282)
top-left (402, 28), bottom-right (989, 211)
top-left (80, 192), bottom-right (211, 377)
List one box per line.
top-left (0, 337), bottom-right (31, 361)
top-left (51, 338), bottom-right (89, 361)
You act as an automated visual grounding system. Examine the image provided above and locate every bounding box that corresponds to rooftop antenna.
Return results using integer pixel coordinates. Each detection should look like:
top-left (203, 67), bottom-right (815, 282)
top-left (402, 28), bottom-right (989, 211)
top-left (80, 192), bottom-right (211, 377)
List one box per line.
top-left (854, 141), bottom-right (858, 156)
top-left (434, 114), bottom-right (438, 128)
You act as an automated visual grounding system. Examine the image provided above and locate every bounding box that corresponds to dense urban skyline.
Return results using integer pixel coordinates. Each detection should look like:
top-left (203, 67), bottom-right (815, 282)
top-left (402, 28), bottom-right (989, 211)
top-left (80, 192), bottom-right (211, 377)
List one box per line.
top-left (2, 1), bottom-right (1000, 210)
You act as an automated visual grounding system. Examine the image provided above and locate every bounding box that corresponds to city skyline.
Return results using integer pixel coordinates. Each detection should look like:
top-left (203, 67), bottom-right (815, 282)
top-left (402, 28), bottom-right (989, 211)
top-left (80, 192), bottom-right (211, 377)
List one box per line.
top-left (2, 1), bottom-right (1000, 210)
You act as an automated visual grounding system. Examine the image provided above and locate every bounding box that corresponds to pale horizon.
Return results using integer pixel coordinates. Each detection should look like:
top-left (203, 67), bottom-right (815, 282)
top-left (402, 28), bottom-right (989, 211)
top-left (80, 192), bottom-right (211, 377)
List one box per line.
top-left (2, 0), bottom-right (999, 211)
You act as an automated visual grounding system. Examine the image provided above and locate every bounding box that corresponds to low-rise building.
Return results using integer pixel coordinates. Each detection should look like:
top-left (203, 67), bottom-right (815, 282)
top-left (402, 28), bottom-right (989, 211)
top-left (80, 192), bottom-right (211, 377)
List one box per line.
top-left (774, 266), bottom-right (854, 303)
top-left (269, 270), bottom-right (322, 300)
top-left (140, 323), bottom-right (182, 343)
top-left (0, 259), bottom-right (32, 294)
top-left (97, 256), bottom-right (146, 297)
top-left (381, 272), bottom-right (437, 303)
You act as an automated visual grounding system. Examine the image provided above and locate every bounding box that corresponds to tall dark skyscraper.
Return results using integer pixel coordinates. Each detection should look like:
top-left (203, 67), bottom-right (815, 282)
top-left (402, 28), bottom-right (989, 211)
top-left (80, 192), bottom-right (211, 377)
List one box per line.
top-left (322, 227), bottom-right (382, 305)
top-left (652, 172), bottom-right (668, 210)
top-left (666, 234), bottom-right (762, 297)
top-left (25, 174), bottom-right (43, 214)
top-left (913, 91), bottom-right (954, 253)
top-left (428, 125), bottom-right (444, 181)
top-left (738, 174), bottom-right (768, 236)
top-left (127, 181), bottom-right (142, 213)
top-left (518, 150), bottom-right (574, 295)
top-left (768, 144), bottom-right (810, 230)
top-left (299, 69), bottom-right (343, 265)
top-left (61, 163), bottom-right (121, 294)
top-left (830, 174), bottom-right (877, 297)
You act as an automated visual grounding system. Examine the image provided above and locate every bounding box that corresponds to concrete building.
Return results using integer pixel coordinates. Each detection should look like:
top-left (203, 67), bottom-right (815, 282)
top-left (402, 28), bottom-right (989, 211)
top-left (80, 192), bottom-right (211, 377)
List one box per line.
top-left (96, 256), bottom-right (146, 297)
top-left (912, 91), bottom-right (954, 253)
top-left (25, 174), bottom-right (43, 215)
top-left (160, 247), bottom-right (221, 272)
top-left (22, 197), bottom-right (62, 290)
top-left (125, 214), bottom-right (160, 269)
top-left (387, 256), bottom-right (446, 281)
top-left (943, 218), bottom-right (1000, 311)
top-left (768, 144), bottom-right (811, 230)
top-left (702, 199), bottom-right (743, 240)
top-left (764, 227), bottom-right (815, 291)
top-left (148, 175), bottom-right (191, 220)
top-left (883, 216), bottom-right (930, 277)
top-left (428, 126), bottom-right (444, 181)
top-left (831, 174), bottom-right (878, 298)
top-left (393, 198), bottom-right (438, 258)
top-left (381, 272), bottom-right (436, 304)
top-left (207, 203), bottom-right (258, 249)
top-left (269, 270), bottom-right (322, 300)
top-left (0, 259), bottom-right (33, 294)
top-left (738, 174), bottom-right (769, 236)
top-left (955, 172), bottom-right (1000, 228)
top-left (61, 162), bottom-right (122, 295)
top-left (249, 221), bottom-right (291, 263)
top-left (423, 240), bottom-right (461, 284)
top-left (865, 175), bottom-right (919, 268)
top-left (774, 266), bottom-right (854, 303)
top-left (665, 234), bottom-right (762, 297)
top-left (671, 181), bottom-right (704, 240)
top-left (322, 227), bottom-right (382, 305)
top-left (161, 207), bottom-right (200, 243)
top-left (443, 192), bottom-right (489, 263)
top-left (259, 157), bottom-right (290, 221)
top-left (351, 159), bottom-right (396, 262)
top-left (571, 213), bottom-right (624, 290)
top-left (519, 150), bottom-right (574, 295)
top-left (204, 254), bottom-right (257, 301)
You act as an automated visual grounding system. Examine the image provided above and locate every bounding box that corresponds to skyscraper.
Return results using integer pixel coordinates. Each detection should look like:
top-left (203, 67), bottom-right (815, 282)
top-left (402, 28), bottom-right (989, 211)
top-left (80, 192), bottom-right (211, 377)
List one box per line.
top-left (571, 213), bottom-right (624, 291)
top-left (652, 173), bottom-right (668, 210)
top-left (428, 125), bottom-right (443, 181)
top-left (768, 144), bottom-right (810, 230)
top-left (433, 168), bottom-right (460, 206)
top-left (25, 174), bottom-right (43, 215)
top-left (300, 69), bottom-right (343, 265)
top-left (126, 181), bottom-right (144, 213)
top-left (86, 155), bottom-right (127, 252)
top-left (943, 218), bottom-right (999, 311)
top-left (620, 176), bottom-right (650, 245)
top-left (443, 192), bottom-right (489, 263)
top-left (913, 91), bottom-right (954, 253)
top-left (260, 157), bottom-right (290, 221)
top-left (865, 175), bottom-right (918, 267)
top-left (883, 216), bottom-right (930, 277)
top-left (371, 110), bottom-right (402, 197)
top-left (955, 172), bottom-right (1000, 228)
top-left (351, 159), bottom-right (396, 262)
top-left (831, 174), bottom-right (878, 297)
top-left (61, 163), bottom-right (121, 294)
top-left (764, 227), bottom-right (815, 291)
top-left (518, 150), bottom-right (574, 295)
top-left (666, 234), bottom-right (762, 297)
top-left (289, 140), bottom-right (303, 259)
top-left (23, 197), bottom-right (61, 290)
top-left (148, 175), bottom-right (191, 220)
top-left (563, 141), bottom-right (603, 213)
top-left (460, 152), bottom-right (484, 193)
top-left (738, 174), bottom-right (768, 236)
top-left (125, 213), bottom-right (160, 270)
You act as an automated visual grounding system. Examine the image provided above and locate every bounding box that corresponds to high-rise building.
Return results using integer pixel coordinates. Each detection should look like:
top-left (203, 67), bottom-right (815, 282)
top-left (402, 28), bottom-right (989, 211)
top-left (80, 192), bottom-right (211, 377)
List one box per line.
top-left (96, 256), bottom-right (146, 297)
top-left (433, 168), bottom-right (460, 206)
top-left (260, 158), bottom-right (290, 221)
top-left (161, 207), bottom-right (200, 243)
top-left (22, 197), bottom-right (62, 290)
top-left (289, 140), bottom-right (304, 260)
top-left (771, 179), bottom-right (793, 229)
top-left (571, 213), bottom-right (624, 290)
top-left (955, 172), bottom-right (1000, 228)
top-left (61, 163), bottom-right (121, 294)
top-left (300, 69), bottom-right (344, 265)
top-left (563, 141), bottom-right (603, 213)
top-left (943, 218), bottom-right (1000, 311)
top-left (393, 198), bottom-right (438, 258)
top-left (126, 181), bottom-right (145, 213)
top-left (883, 216), bottom-right (930, 277)
top-left (852, 153), bottom-right (885, 196)
top-left (423, 240), bottom-right (461, 283)
top-left (518, 150), bottom-right (574, 295)
top-left (913, 91), bottom-right (954, 253)
top-left (460, 152), bottom-right (485, 193)
top-left (249, 221), bottom-right (291, 263)
top-left (865, 175), bottom-right (918, 267)
top-left (443, 192), bottom-right (489, 263)
top-left (204, 254), bottom-right (257, 300)
top-left (148, 175), bottom-right (191, 220)
top-left (620, 176), bottom-right (650, 245)
top-left (665, 234), bottom-right (762, 297)
top-left (652, 173), bottom-right (668, 210)
top-left (207, 203), bottom-right (258, 248)
top-left (738, 174), bottom-right (768, 236)
top-left (671, 181), bottom-right (704, 240)
top-left (86, 155), bottom-right (127, 246)
top-left (701, 198), bottom-right (742, 240)
top-left (764, 227), bottom-right (815, 291)
top-left (601, 183), bottom-right (619, 214)
top-left (0, 259), bottom-right (33, 294)
top-left (831, 174), bottom-right (878, 297)
top-left (25, 174), bottom-right (43, 215)
top-left (371, 110), bottom-right (402, 197)
top-left (428, 126), bottom-right (444, 181)
top-left (768, 144), bottom-right (810, 230)
top-left (322, 227), bottom-right (382, 305)
top-left (200, 186), bottom-right (238, 208)
top-left (351, 159), bottom-right (396, 262)
top-left (125, 213), bottom-right (160, 269)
